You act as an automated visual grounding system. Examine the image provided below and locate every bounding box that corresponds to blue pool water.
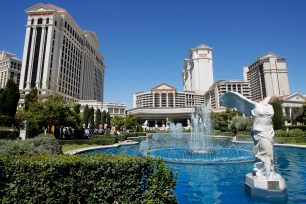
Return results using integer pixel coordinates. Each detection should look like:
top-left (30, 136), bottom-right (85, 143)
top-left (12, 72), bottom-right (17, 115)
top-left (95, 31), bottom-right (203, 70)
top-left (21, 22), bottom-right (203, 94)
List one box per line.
top-left (83, 145), bottom-right (306, 203)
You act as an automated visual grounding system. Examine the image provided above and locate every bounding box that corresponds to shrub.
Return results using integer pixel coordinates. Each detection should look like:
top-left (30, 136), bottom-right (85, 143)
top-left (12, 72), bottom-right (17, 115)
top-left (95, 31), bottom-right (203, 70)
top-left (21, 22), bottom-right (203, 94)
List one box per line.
top-left (212, 130), bottom-right (222, 135)
top-left (275, 137), bottom-right (306, 144)
top-left (285, 125), bottom-right (306, 131)
top-left (0, 134), bottom-right (62, 156)
top-left (0, 155), bottom-right (177, 203)
top-left (220, 132), bottom-right (235, 136)
top-left (274, 130), bottom-right (287, 137)
top-left (288, 128), bottom-right (304, 137)
top-left (237, 131), bottom-right (251, 136)
top-left (116, 134), bottom-right (127, 142)
top-left (0, 127), bottom-right (19, 140)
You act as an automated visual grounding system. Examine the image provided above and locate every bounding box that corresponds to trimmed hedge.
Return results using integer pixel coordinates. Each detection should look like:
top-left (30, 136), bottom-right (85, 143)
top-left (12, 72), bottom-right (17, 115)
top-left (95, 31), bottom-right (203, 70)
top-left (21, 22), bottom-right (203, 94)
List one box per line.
top-left (0, 127), bottom-right (19, 140)
top-left (274, 137), bottom-right (306, 144)
top-left (285, 125), bottom-right (306, 131)
top-left (288, 128), bottom-right (304, 137)
top-left (220, 132), bottom-right (235, 136)
top-left (0, 154), bottom-right (177, 204)
top-left (275, 130), bottom-right (287, 137)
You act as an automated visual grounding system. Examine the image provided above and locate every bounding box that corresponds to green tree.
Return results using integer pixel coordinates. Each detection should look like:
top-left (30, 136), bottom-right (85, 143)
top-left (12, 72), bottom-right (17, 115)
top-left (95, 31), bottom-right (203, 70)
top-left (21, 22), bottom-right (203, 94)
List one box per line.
top-left (211, 109), bottom-right (238, 131)
top-left (88, 107), bottom-right (95, 128)
top-left (295, 104), bottom-right (306, 124)
top-left (20, 95), bottom-right (82, 134)
top-left (95, 108), bottom-right (101, 128)
top-left (65, 103), bottom-right (82, 128)
top-left (24, 88), bottom-right (38, 111)
top-left (272, 98), bottom-right (283, 130)
top-left (106, 112), bottom-right (111, 128)
top-left (82, 105), bottom-right (89, 127)
top-left (228, 115), bottom-right (252, 133)
top-left (125, 113), bottom-right (138, 131)
top-left (0, 78), bottom-right (20, 118)
top-left (111, 115), bottom-right (125, 130)
top-left (101, 110), bottom-right (107, 124)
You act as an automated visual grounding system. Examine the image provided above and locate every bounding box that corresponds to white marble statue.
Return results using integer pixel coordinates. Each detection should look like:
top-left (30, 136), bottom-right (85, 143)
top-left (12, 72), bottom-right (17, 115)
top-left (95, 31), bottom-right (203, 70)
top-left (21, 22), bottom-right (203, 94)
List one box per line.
top-left (142, 120), bottom-right (149, 131)
top-left (220, 92), bottom-right (277, 180)
top-left (187, 119), bottom-right (191, 127)
top-left (143, 120), bottom-right (148, 127)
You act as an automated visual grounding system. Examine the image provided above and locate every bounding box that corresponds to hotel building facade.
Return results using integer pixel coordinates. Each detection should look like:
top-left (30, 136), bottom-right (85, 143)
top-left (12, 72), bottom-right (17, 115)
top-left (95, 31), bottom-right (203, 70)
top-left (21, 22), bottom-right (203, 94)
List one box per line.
top-left (182, 44), bottom-right (214, 95)
top-left (243, 53), bottom-right (290, 101)
top-left (0, 51), bottom-right (22, 88)
top-left (129, 82), bottom-right (205, 126)
top-left (205, 80), bottom-right (252, 110)
top-left (19, 3), bottom-right (105, 102)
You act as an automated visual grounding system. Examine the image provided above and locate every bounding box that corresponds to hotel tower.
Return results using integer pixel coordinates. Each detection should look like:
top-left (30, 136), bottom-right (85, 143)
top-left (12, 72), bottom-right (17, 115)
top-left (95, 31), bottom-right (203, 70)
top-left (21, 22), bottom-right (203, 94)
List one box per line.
top-left (244, 53), bottom-right (290, 101)
top-left (182, 44), bottom-right (214, 95)
top-left (19, 3), bottom-right (105, 102)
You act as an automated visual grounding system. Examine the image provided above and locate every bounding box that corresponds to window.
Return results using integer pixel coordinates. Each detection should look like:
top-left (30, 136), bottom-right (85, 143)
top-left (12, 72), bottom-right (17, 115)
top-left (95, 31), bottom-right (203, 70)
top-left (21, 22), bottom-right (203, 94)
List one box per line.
top-left (37, 18), bottom-right (43, 24)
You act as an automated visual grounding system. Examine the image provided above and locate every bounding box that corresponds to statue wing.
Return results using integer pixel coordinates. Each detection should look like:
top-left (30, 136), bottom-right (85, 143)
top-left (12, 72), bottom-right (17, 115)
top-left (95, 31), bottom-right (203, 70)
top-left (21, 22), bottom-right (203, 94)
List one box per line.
top-left (220, 92), bottom-right (256, 116)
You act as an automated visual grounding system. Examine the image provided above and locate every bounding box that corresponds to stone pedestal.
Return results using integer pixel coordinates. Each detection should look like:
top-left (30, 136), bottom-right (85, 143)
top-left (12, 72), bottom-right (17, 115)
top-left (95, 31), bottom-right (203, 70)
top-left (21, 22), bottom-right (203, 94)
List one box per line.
top-left (245, 173), bottom-right (287, 198)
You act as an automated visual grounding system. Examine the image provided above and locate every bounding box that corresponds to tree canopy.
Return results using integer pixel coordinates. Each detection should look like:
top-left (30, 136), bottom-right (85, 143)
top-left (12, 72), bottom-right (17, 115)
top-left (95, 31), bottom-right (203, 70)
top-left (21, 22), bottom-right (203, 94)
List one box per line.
top-left (0, 78), bottom-right (20, 118)
top-left (295, 103), bottom-right (306, 125)
top-left (210, 109), bottom-right (238, 132)
top-left (19, 94), bottom-right (81, 131)
top-left (272, 98), bottom-right (283, 130)
top-left (95, 108), bottom-right (101, 128)
top-left (24, 88), bottom-right (38, 111)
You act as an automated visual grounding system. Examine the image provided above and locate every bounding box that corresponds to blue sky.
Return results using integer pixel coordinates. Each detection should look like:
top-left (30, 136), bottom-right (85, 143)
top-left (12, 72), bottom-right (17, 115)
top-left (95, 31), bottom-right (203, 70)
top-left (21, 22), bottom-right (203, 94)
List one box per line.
top-left (2, 0), bottom-right (306, 108)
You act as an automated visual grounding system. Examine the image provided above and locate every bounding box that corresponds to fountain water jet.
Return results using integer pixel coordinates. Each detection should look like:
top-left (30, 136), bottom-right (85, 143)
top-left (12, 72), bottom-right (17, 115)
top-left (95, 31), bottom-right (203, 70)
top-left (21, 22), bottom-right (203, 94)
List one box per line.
top-left (139, 105), bottom-right (254, 164)
top-left (189, 105), bottom-right (213, 154)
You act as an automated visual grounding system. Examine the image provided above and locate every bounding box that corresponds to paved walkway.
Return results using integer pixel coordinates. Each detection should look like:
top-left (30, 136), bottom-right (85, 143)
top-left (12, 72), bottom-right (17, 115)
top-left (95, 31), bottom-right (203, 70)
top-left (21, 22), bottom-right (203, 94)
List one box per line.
top-left (64, 140), bottom-right (139, 155)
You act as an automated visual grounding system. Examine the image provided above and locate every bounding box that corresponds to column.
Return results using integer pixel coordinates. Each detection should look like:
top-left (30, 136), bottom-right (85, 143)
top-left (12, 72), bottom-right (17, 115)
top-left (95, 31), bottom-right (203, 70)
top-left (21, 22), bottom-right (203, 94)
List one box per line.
top-left (173, 93), bottom-right (176, 107)
top-left (41, 25), bottom-right (53, 89)
top-left (26, 26), bottom-right (38, 89)
top-left (159, 93), bottom-right (162, 108)
top-left (36, 26), bottom-right (46, 88)
top-left (19, 25), bottom-right (32, 90)
top-left (166, 93), bottom-right (169, 107)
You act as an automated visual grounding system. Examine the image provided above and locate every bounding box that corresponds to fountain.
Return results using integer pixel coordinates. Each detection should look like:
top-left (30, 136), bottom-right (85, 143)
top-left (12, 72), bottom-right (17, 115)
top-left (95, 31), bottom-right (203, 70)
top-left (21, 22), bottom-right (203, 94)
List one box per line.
top-left (139, 104), bottom-right (254, 164)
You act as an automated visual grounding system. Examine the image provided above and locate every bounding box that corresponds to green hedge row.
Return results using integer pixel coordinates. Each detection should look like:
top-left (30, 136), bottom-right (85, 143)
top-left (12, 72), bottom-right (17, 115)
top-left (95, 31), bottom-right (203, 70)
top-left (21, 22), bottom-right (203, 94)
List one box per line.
top-left (59, 132), bottom-right (148, 146)
top-left (275, 129), bottom-right (306, 137)
top-left (274, 137), bottom-right (306, 144)
top-left (284, 125), bottom-right (306, 131)
top-left (0, 127), bottom-right (19, 140)
top-left (0, 154), bottom-right (177, 204)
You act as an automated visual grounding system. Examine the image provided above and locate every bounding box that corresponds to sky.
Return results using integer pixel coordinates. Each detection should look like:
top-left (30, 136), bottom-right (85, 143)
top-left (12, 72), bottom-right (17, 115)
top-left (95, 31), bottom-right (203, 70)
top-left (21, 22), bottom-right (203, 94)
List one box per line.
top-left (2, 0), bottom-right (306, 108)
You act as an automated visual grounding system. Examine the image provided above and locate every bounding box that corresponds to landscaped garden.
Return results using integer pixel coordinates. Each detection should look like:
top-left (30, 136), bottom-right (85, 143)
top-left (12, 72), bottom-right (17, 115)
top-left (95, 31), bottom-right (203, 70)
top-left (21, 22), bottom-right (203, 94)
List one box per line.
top-left (0, 79), bottom-right (306, 203)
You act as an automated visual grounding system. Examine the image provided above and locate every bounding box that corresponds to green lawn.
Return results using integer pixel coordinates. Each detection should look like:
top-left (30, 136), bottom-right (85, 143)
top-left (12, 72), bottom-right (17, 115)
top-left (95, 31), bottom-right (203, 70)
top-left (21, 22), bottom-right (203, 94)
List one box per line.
top-left (62, 144), bottom-right (100, 153)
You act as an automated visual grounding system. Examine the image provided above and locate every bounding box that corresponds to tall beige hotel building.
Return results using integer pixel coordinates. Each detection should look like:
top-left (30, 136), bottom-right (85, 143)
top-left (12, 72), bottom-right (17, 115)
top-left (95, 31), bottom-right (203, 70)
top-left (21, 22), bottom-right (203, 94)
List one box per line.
top-left (243, 53), bottom-right (290, 101)
top-left (19, 3), bottom-right (105, 102)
